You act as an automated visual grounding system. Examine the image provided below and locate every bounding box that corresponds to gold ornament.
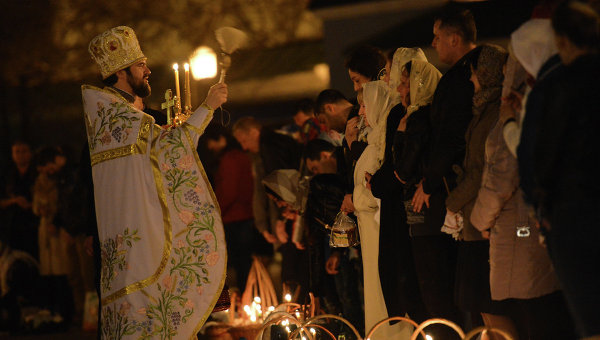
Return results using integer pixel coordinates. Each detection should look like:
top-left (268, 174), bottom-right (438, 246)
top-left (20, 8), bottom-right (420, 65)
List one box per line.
top-left (89, 26), bottom-right (146, 79)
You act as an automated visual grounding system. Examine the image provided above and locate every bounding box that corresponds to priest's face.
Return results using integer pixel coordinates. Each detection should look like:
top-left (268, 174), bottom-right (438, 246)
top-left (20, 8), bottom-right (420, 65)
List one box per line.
top-left (127, 59), bottom-right (151, 98)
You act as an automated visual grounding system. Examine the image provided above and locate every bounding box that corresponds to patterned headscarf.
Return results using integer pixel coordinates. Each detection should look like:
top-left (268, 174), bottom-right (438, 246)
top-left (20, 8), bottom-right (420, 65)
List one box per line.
top-left (472, 44), bottom-right (508, 114)
top-left (405, 59), bottom-right (442, 117)
top-left (388, 47), bottom-right (428, 101)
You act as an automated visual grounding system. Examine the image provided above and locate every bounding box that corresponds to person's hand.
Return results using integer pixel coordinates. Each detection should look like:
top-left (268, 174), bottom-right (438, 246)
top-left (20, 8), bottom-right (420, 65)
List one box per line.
top-left (325, 252), bottom-right (341, 275)
top-left (364, 172), bottom-right (372, 191)
top-left (14, 196), bottom-right (30, 209)
top-left (282, 207), bottom-right (297, 220)
top-left (262, 230), bottom-right (277, 244)
top-left (481, 230), bottom-right (490, 239)
top-left (411, 180), bottom-right (430, 213)
top-left (393, 171), bottom-right (406, 184)
top-left (275, 220), bottom-right (289, 243)
top-left (84, 236), bottom-right (94, 256)
top-left (345, 116), bottom-right (359, 146)
top-left (293, 240), bottom-right (305, 250)
top-left (501, 89), bottom-right (524, 121)
top-left (204, 83), bottom-right (228, 109)
top-left (340, 194), bottom-right (355, 214)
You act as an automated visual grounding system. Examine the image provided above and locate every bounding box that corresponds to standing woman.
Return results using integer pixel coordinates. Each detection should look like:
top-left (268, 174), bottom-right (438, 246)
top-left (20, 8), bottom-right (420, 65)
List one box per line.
top-left (391, 58), bottom-right (442, 326)
top-left (443, 44), bottom-right (512, 333)
top-left (353, 80), bottom-right (412, 339)
top-left (370, 48), bottom-right (430, 324)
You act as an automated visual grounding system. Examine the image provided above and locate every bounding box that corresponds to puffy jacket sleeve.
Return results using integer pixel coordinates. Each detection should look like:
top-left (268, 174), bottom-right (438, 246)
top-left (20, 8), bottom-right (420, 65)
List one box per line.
top-left (471, 120), bottom-right (519, 231)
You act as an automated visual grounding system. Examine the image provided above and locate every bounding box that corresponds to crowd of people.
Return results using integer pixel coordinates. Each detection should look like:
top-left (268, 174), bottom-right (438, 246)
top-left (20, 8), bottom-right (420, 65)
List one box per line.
top-left (1, 1), bottom-right (598, 339)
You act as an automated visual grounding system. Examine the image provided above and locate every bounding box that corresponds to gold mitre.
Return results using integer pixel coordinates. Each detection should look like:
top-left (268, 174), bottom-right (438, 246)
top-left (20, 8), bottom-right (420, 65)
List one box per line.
top-left (88, 26), bottom-right (146, 79)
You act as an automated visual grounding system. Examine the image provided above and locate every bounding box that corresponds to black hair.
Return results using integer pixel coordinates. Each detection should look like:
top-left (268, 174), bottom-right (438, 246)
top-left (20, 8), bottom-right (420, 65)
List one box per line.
top-left (552, 0), bottom-right (600, 50)
top-left (201, 122), bottom-right (241, 151)
top-left (102, 73), bottom-right (118, 86)
top-left (102, 66), bottom-right (135, 86)
top-left (467, 45), bottom-right (484, 70)
top-left (304, 139), bottom-right (336, 161)
top-left (35, 146), bottom-right (59, 167)
top-left (315, 89), bottom-right (348, 115)
top-left (344, 45), bottom-right (386, 80)
top-left (404, 60), bottom-right (413, 75)
top-left (435, 7), bottom-right (477, 44)
top-left (295, 98), bottom-right (315, 116)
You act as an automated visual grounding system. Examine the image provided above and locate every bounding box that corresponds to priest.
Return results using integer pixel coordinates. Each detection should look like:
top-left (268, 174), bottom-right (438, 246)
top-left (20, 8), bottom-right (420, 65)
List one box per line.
top-left (83, 26), bottom-right (228, 339)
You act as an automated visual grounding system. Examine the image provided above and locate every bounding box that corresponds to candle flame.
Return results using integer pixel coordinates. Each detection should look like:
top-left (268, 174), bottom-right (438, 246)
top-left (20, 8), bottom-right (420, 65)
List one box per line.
top-left (284, 293), bottom-right (292, 302)
top-left (254, 296), bottom-right (261, 304)
top-left (184, 63), bottom-right (189, 71)
top-left (173, 63), bottom-right (179, 70)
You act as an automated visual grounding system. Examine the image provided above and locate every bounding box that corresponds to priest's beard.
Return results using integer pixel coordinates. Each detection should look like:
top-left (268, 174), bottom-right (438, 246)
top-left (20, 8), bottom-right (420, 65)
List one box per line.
top-left (126, 71), bottom-right (151, 98)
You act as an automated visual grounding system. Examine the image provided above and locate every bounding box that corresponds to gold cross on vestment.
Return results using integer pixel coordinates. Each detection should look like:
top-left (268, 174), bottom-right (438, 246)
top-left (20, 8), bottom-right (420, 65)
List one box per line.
top-left (161, 89), bottom-right (175, 125)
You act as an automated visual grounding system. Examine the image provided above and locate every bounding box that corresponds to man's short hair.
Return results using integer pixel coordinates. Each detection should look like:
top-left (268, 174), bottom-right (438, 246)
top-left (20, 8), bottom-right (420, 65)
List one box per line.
top-left (435, 7), bottom-right (477, 44)
top-left (35, 146), bottom-right (59, 167)
top-left (232, 116), bottom-right (262, 133)
top-left (315, 89), bottom-right (348, 115)
top-left (552, 1), bottom-right (600, 50)
top-left (304, 139), bottom-right (336, 161)
top-left (295, 98), bottom-right (315, 116)
top-left (344, 45), bottom-right (386, 80)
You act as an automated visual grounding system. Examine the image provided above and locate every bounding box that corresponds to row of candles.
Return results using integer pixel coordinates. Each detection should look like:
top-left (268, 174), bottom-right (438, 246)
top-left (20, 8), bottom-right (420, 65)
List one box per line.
top-left (229, 293), bottom-right (294, 325)
top-left (172, 63), bottom-right (192, 111)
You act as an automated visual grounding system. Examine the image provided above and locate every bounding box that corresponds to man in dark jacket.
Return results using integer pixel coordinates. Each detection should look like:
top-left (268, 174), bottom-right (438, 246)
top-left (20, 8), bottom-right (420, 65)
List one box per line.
top-left (304, 139), bottom-right (363, 334)
top-left (409, 7), bottom-right (478, 333)
top-left (315, 89), bottom-right (361, 214)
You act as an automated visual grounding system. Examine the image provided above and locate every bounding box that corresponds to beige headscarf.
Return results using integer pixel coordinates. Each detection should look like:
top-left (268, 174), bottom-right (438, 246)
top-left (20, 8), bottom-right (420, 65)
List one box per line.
top-left (389, 47), bottom-right (428, 100)
top-left (511, 19), bottom-right (557, 79)
top-left (404, 59), bottom-right (442, 117)
top-left (362, 80), bottom-right (395, 170)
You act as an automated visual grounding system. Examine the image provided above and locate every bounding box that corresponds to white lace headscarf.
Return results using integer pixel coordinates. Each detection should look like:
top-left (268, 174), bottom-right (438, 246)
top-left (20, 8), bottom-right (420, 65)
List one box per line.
top-left (388, 47), bottom-right (428, 101)
top-left (511, 19), bottom-right (557, 79)
top-left (405, 59), bottom-right (442, 117)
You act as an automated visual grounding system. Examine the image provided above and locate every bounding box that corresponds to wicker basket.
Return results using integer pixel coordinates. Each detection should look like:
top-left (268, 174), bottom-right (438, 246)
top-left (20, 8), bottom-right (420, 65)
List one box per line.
top-left (228, 324), bottom-right (262, 340)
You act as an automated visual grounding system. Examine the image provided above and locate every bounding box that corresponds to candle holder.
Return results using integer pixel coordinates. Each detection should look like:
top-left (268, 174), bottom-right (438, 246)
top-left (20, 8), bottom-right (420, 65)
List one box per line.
top-left (161, 63), bottom-right (194, 127)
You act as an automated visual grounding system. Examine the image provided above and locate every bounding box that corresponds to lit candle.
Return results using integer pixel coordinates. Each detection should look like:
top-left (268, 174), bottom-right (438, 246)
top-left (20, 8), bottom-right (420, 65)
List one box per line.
top-left (173, 63), bottom-right (181, 100)
top-left (284, 293), bottom-right (292, 302)
top-left (184, 63), bottom-right (191, 109)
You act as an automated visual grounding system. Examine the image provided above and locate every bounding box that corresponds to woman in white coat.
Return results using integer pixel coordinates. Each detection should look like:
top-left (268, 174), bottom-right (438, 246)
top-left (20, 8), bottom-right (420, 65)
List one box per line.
top-left (353, 80), bottom-right (413, 339)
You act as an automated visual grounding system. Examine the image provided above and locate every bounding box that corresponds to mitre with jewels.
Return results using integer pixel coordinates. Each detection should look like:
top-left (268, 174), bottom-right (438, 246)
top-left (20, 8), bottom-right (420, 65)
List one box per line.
top-left (88, 26), bottom-right (146, 79)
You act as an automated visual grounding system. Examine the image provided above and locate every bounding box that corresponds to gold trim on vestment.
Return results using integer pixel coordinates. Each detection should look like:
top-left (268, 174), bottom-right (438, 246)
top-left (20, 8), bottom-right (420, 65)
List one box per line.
top-left (100, 115), bottom-right (172, 307)
top-left (184, 121), bottom-right (228, 339)
top-left (82, 85), bottom-right (154, 167)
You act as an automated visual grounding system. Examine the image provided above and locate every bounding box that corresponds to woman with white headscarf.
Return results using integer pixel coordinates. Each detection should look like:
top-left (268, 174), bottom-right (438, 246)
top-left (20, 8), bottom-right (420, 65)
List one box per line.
top-left (367, 48), bottom-right (432, 325)
top-left (353, 80), bottom-right (412, 339)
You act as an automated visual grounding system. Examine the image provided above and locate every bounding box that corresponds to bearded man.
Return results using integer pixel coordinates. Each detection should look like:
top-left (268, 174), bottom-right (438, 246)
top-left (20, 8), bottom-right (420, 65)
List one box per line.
top-left (83, 26), bottom-right (227, 339)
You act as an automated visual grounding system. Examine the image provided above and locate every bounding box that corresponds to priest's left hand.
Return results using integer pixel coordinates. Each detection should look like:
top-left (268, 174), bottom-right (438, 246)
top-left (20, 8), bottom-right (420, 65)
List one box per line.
top-left (205, 83), bottom-right (228, 109)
